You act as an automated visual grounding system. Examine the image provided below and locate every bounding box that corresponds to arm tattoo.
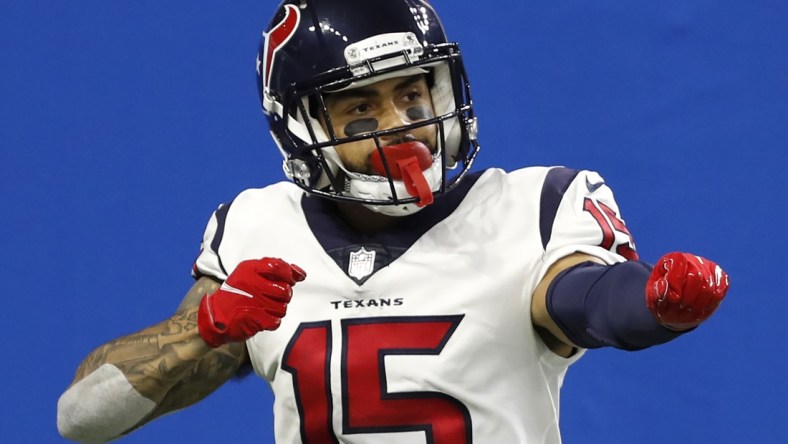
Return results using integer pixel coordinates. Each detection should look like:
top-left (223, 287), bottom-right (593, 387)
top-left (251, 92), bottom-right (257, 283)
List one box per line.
top-left (146, 342), bottom-right (247, 421)
top-left (70, 276), bottom-right (245, 415)
top-left (177, 277), bottom-right (220, 313)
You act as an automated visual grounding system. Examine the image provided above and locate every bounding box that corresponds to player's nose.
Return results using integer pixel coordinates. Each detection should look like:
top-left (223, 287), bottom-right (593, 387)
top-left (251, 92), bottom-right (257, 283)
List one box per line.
top-left (377, 103), bottom-right (412, 144)
top-left (378, 101), bottom-right (411, 130)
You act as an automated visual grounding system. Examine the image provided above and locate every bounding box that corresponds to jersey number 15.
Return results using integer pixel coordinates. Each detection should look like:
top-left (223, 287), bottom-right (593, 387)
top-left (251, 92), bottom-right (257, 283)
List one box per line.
top-left (583, 198), bottom-right (638, 261)
top-left (282, 316), bottom-right (472, 443)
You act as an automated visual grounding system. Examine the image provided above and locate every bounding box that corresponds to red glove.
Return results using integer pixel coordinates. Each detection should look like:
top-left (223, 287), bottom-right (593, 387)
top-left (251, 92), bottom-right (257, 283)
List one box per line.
top-left (646, 252), bottom-right (729, 331)
top-left (198, 257), bottom-right (306, 347)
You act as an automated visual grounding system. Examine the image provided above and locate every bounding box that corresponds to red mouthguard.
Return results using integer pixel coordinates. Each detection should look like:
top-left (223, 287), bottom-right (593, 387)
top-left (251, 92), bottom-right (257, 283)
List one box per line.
top-left (369, 141), bottom-right (434, 207)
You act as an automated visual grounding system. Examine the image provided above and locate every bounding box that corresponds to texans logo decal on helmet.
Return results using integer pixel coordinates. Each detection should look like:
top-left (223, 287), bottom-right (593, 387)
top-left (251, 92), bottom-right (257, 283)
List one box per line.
top-left (261, 4), bottom-right (301, 94)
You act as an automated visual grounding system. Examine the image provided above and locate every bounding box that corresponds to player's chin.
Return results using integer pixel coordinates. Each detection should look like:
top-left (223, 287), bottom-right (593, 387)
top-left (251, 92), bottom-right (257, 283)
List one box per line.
top-left (341, 158), bottom-right (376, 177)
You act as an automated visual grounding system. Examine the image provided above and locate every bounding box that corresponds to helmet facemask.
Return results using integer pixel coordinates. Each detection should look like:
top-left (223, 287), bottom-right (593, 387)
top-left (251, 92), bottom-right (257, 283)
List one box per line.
top-left (260, 3), bottom-right (479, 215)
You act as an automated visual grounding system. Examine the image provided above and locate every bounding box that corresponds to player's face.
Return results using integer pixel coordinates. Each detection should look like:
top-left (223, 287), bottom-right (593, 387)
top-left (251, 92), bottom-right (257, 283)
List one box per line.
top-left (322, 75), bottom-right (437, 175)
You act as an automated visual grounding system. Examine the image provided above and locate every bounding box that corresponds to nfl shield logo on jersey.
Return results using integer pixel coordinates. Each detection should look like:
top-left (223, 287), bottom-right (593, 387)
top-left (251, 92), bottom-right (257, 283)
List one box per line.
top-left (348, 247), bottom-right (376, 280)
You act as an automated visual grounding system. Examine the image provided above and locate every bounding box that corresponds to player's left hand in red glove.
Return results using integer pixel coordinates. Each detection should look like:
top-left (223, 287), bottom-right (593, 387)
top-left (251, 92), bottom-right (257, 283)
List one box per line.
top-left (645, 252), bottom-right (730, 331)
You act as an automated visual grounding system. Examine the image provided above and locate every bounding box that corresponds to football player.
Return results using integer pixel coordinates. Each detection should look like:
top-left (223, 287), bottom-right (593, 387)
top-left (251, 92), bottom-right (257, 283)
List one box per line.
top-left (57, 0), bottom-right (729, 443)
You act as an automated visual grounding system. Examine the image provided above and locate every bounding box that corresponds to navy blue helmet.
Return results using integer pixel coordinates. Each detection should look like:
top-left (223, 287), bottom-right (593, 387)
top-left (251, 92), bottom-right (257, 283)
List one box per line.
top-left (257, 0), bottom-right (479, 215)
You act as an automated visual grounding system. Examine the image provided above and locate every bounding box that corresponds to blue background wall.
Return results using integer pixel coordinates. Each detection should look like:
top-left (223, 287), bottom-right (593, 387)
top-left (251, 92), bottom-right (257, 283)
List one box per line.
top-left (2, 0), bottom-right (786, 442)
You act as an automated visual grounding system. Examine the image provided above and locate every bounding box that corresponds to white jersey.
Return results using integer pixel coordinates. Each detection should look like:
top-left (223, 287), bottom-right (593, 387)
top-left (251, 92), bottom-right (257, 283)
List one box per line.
top-left (194, 166), bottom-right (637, 444)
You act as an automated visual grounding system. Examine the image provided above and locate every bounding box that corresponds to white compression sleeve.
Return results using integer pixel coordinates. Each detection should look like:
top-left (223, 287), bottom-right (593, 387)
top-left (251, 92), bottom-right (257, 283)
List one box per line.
top-left (57, 363), bottom-right (156, 443)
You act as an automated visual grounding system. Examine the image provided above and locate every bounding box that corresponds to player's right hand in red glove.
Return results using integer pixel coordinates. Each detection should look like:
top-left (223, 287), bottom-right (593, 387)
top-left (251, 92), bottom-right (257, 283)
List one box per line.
top-left (198, 257), bottom-right (306, 348)
top-left (645, 252), bottom-right (729, 331)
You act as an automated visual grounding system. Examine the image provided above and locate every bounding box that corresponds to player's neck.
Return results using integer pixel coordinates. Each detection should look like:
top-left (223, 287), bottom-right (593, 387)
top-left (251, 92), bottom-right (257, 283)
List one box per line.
top-left (336, 202), bottom-right (401, 234)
